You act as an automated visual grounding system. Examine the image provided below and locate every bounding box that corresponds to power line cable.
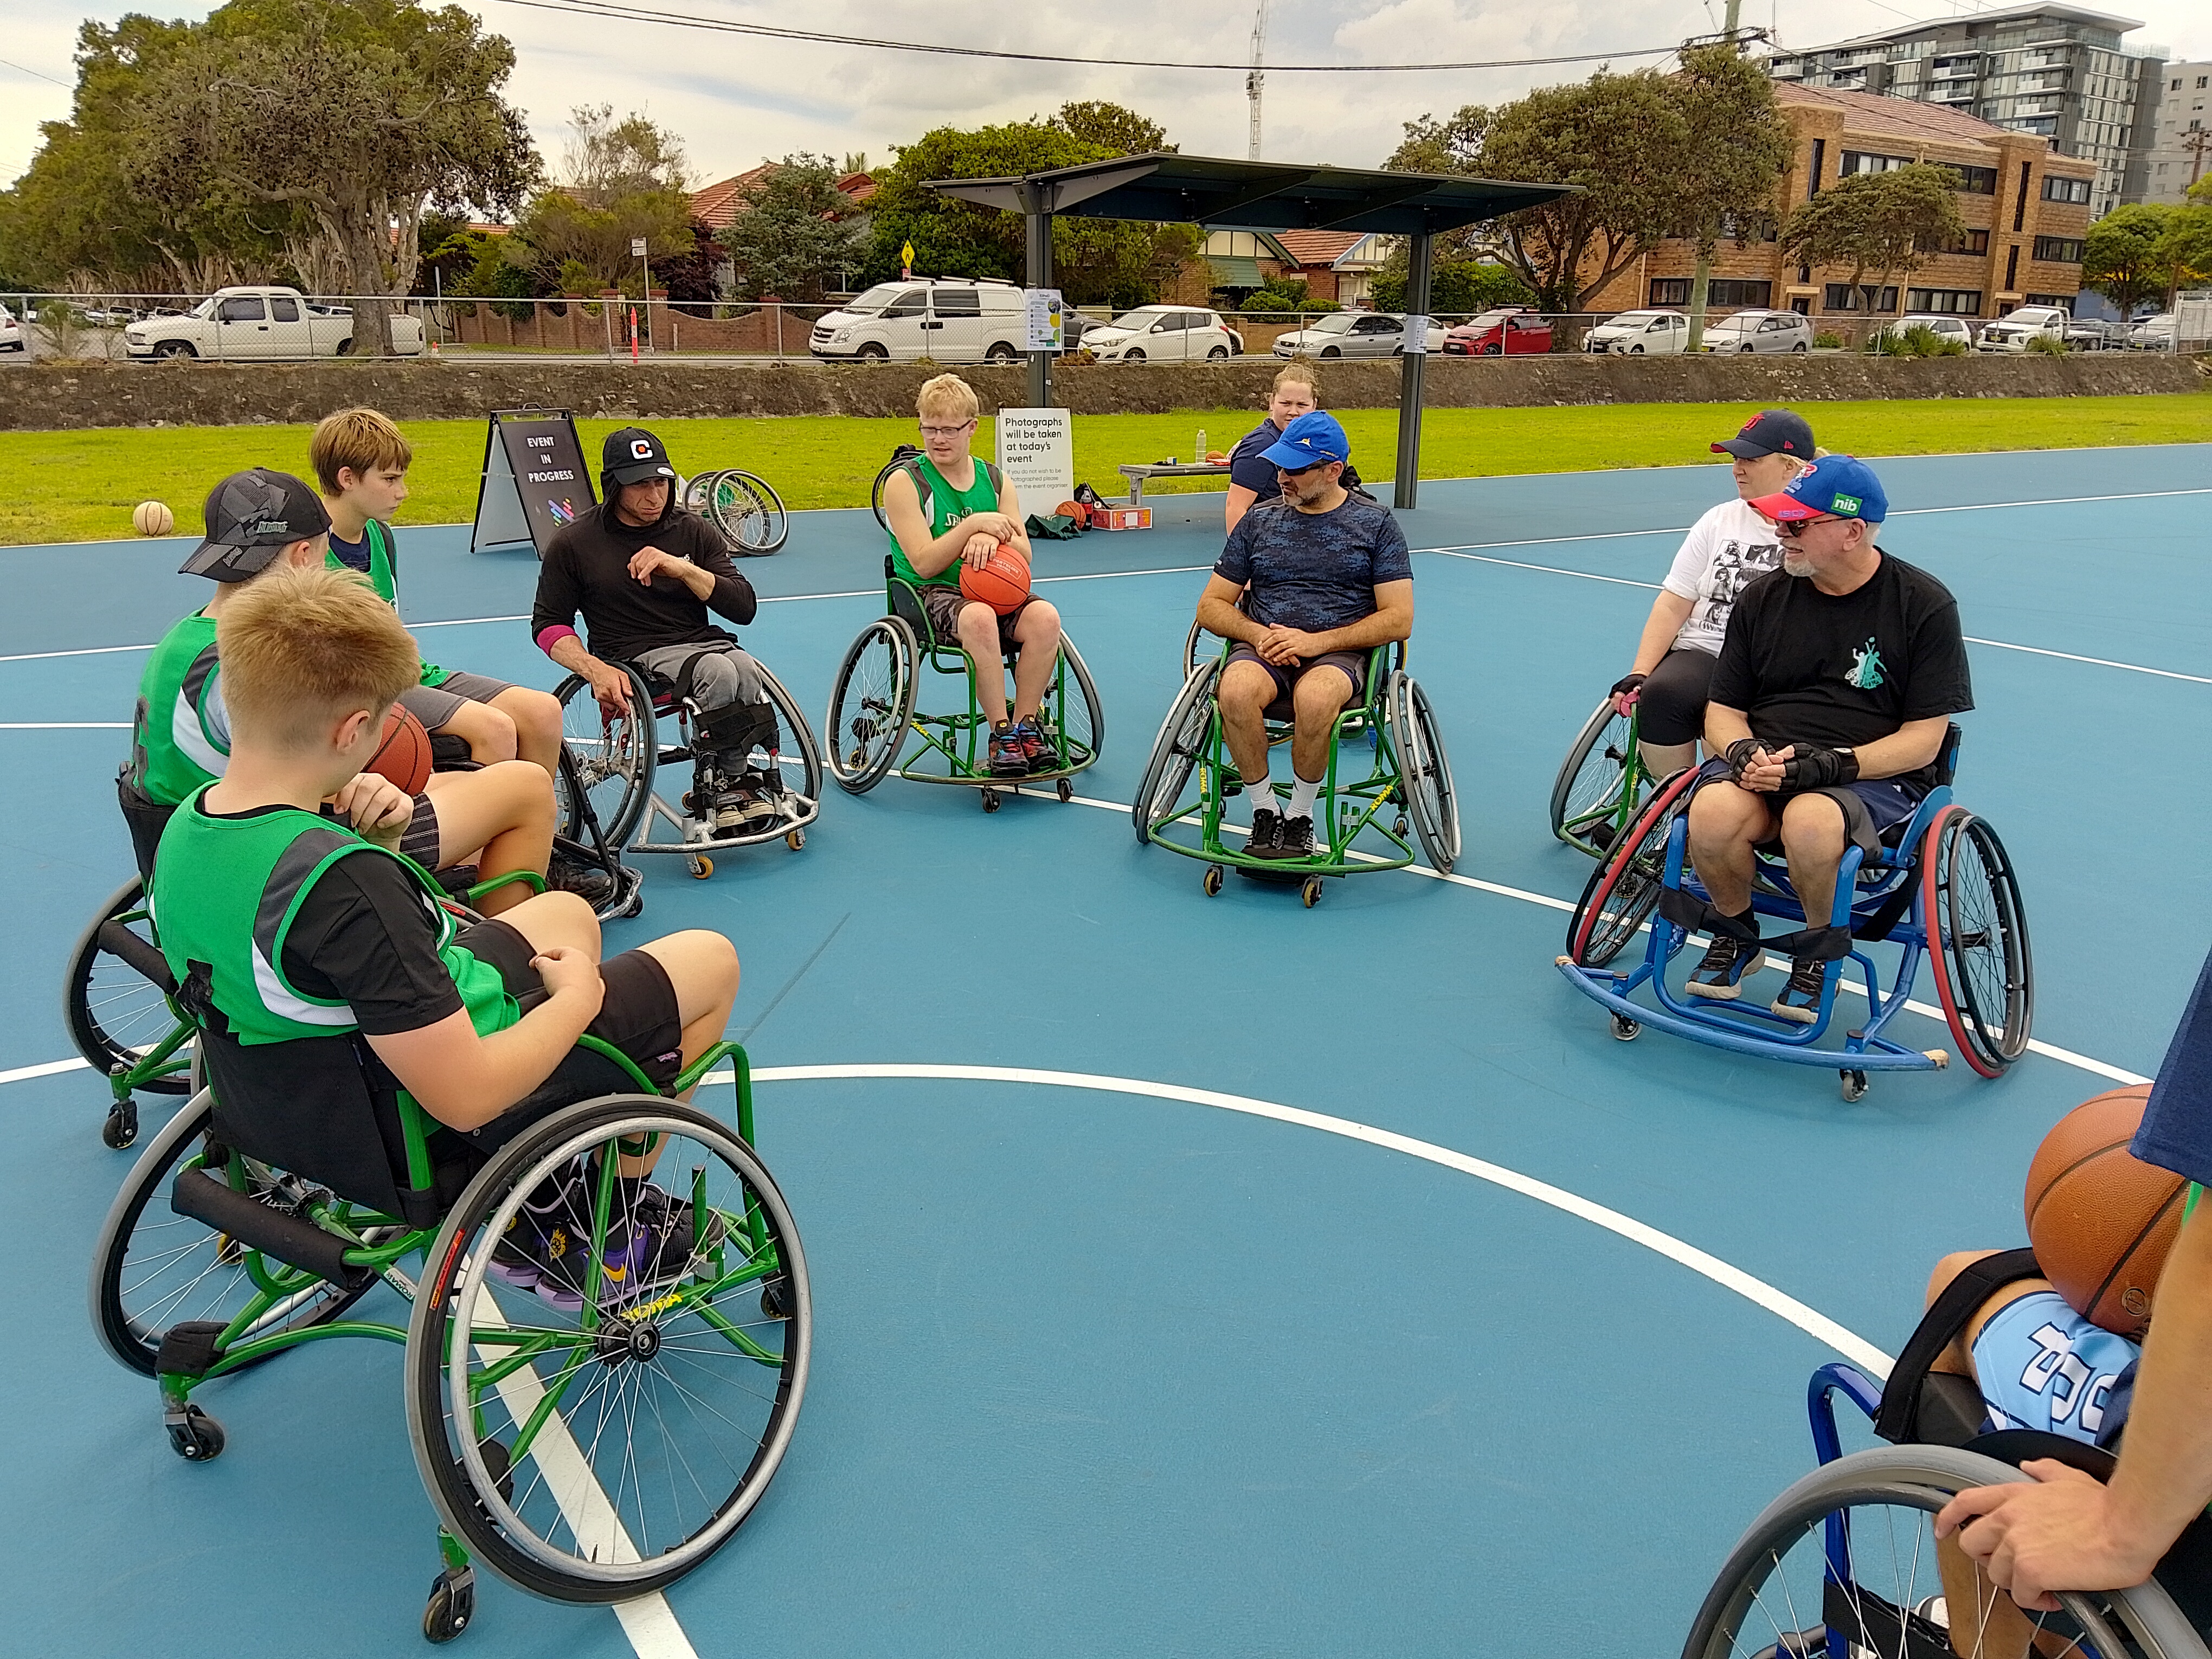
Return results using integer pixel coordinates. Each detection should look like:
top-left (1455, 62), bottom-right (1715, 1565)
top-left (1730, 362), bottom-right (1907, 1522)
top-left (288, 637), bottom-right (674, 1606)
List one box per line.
top-left (484, 0), bottom-right (1703, 73)
top-left (0, 54), bottom-right (72, 87)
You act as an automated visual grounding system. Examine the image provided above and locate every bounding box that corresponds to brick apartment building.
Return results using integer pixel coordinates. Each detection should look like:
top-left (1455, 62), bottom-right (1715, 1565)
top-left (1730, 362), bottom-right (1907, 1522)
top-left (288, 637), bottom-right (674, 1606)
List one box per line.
top-left (1585, 82), bottom-right (2097, 324)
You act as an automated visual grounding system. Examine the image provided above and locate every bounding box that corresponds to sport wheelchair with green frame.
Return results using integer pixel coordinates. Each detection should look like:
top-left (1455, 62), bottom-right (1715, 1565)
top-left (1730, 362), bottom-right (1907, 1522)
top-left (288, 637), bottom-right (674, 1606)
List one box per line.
top-left (1133, 637), bottom-right (1459, 907)
top-left (86, 881), bottom-right (810, 1643)
top-left (823, 557), bottom-right (1104, 813)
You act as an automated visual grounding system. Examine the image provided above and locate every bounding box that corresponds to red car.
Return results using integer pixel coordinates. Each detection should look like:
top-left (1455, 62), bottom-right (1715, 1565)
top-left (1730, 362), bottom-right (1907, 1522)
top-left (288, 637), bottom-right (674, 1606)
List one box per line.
top-left (1441, 309), bottom-right (1552, 356)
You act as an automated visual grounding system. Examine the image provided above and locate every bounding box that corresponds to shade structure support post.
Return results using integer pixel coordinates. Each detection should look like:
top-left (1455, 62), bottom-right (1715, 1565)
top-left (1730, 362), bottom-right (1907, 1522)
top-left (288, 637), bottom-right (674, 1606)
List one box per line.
top-left (1393, 229), bottom-right (1432, 510)
top-left (1024, 189), bottom-right (1055, 409)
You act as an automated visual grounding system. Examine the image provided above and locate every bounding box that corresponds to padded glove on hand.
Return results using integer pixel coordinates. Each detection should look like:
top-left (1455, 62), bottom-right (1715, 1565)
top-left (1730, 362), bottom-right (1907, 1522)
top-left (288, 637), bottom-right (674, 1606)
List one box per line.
top-left (1724, 737), bottom-right (1765, 780)
top-left (1779, 745), bottom-right (1859, 791)
top-left (1609, 672), bottom-right (1647, 716)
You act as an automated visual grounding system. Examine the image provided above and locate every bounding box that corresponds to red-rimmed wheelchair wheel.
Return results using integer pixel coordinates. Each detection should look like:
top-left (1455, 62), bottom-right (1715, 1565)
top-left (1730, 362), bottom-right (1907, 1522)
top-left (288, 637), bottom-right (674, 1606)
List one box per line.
top-left (1566, 764), bottom-right (1700, 968)
top-left (1918, 805), bottom-right (2034, 1078)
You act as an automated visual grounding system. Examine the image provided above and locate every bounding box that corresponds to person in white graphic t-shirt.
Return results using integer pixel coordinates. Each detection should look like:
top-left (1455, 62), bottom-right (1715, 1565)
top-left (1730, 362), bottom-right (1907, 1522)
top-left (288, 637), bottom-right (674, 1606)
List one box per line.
top-left (1606, 409), bottom-right (1818, 779)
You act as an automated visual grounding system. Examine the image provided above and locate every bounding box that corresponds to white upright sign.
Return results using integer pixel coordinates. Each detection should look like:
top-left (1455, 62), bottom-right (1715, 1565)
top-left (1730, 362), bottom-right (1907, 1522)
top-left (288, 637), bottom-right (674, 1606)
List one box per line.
top-left (998, 407), bottom-right (1073, 510)
top-left (1024, 288), bottom-right (1065, 352)
top-left (1401, 314), bottom-right (1430, 354)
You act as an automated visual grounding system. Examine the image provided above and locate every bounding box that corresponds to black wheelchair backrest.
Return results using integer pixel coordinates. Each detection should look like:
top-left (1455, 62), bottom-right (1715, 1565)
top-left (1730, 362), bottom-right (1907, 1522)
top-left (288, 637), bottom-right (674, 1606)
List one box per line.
top-left (883, 555), bottom-right (935, 644)
top-left (1934, 722), bottom-right (1962, 790)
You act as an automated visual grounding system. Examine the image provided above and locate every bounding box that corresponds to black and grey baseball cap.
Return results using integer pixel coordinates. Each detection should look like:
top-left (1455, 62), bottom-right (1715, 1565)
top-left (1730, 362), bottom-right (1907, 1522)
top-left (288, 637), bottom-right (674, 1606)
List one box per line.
top-left (602, 426), bottom-right (677, 487)
top-left (1712, 409), bottom-right (1815, 460)
top-left (179, 468), bottom-right (332, 581)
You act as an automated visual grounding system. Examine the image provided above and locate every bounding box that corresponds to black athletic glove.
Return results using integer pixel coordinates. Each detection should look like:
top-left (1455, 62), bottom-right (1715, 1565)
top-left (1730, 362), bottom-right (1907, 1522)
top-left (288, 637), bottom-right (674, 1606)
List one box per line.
top-left (1724, 737), bottom-right (1765, 780)
top-left (1779, 745), bottom-right (1859, 790)
top-left (1609, 672), bottom-right (1647, 715)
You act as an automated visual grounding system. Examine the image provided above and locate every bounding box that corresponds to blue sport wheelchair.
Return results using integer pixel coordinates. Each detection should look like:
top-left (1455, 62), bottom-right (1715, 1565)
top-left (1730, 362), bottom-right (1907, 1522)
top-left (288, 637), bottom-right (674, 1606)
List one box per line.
top-left (1683, 1246), bottom-right (2212, 1658)
top-left (1556, 726), bottom-right (2033, 1100)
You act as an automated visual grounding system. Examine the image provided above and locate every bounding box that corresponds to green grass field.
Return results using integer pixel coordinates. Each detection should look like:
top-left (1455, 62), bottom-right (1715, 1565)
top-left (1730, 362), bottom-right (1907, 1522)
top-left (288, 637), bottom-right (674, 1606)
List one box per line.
top-left (7, 390), bottom-right (2207, 546)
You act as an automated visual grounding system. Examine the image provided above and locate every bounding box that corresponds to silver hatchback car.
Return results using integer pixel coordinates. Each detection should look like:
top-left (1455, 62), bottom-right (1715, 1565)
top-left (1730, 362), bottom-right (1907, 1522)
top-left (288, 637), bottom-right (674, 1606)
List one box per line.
top-left (1698, 310), bottom-right (1812, 353)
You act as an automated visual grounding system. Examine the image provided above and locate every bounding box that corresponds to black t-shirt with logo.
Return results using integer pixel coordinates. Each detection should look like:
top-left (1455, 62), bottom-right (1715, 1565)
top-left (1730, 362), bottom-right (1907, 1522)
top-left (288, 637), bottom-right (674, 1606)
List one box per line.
top-left (1708, 550), bottom-right (1973, 788)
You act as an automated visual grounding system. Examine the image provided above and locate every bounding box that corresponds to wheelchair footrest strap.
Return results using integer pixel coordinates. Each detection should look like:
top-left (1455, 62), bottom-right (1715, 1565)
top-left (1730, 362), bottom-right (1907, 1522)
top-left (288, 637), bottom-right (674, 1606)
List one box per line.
top-left (1656, 889), bottom-right (1853, 962)
top-left (155, 1319), bottom-right (230, 1380)
top-left (170, 1167), bottom-right (373, 1290)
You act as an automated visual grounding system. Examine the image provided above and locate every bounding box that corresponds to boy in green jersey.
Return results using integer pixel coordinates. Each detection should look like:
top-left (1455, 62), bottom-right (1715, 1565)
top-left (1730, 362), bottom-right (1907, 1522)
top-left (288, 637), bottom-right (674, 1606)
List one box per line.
top-left (880, 373), bottom-right (1062, 779)
top-left (151, 561), bottom-right (739, 1306)
top-left (310, 407), bottom-right (565, 775)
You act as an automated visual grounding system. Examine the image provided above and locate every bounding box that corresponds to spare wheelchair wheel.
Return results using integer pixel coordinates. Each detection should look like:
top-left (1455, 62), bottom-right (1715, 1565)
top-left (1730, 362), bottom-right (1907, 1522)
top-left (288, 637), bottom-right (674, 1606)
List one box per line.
top-left (89, 1090), bottom-right (381, 1377)
top-left (1385, 671), bottom-right (1460, 874)
top-left (1681, 1443), bottom-right (2206, 1659)
top-left (1919, 805), bottom-right (2034, 1077)
top-left (553, 663), bottom-right (658, 847)
top-left (825, 617), bottom-right (919, 793)
top-left (869, 444), bottom-right (924, 532)
top-left (406, 1092), bottom-right (811, 1602)
top-left (704, 467), bottom-right (789, 556)
top-left (1567, 763), bottom-right (1698, 968)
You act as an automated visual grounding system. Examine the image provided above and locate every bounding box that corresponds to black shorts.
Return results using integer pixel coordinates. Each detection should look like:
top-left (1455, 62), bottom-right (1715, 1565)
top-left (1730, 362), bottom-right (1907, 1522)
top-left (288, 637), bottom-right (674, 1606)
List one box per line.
top-left (921, 584), bottom-right (1040, 654)
top-left (451, 919), bottom-right (685, 1150)
top-left (1225, 644), bottom-right (1366, 707)
top-left (1695, 757), bottom-right (1928, 861)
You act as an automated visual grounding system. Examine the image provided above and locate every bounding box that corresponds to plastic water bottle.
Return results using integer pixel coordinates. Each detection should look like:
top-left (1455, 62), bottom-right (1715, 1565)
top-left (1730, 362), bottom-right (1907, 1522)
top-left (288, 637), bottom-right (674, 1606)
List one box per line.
top-left (1197, 427), bottom-right (1207, 460)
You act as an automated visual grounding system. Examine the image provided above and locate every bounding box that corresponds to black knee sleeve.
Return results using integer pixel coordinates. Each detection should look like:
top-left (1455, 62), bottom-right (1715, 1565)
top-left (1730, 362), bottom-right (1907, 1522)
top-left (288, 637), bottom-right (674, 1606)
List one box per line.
top-left (697, 699), bottom-right (779, 756)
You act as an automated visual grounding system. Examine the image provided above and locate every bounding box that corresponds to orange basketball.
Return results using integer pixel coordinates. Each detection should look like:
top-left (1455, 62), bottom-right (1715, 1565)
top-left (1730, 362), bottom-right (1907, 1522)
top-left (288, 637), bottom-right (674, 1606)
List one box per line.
top-left (1056, 498), bottom-right (1089, 528)
top-left (365, 703), bottom-right (433, 795)
top-left (960, 543), bottom-right (1032, 615)
top-left (2024, 1085), bottom-right (2188, 1338)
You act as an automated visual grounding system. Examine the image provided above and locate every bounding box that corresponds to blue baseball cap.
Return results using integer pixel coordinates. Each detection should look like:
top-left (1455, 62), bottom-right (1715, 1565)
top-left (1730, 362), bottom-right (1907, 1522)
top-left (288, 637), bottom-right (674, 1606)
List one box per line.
top-left (1258, 410), bottom-right (1350, 471)
top-left (1750, 453), bottom-right (1888, 525)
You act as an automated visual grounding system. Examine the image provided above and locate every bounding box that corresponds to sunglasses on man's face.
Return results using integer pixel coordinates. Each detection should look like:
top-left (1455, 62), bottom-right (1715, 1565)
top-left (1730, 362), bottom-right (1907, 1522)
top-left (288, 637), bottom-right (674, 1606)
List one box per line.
top-left (1775, 514), bottom-right (1845, 539)
top-left (1277, 459), bottom-right (1332, 477)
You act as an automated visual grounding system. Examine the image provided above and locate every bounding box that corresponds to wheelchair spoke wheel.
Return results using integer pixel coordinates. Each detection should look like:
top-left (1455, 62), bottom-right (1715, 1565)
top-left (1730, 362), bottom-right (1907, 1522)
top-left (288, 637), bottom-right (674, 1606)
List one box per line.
top-left (1568, 765), bottom-right (1697, 968)
top-left (89, 1091), bottom-right (378, 1377)
top-left (869, 445), bottom-right (922, 532)
top-left (1386, 672), bottom-right (1460, 874)
top-left (1549, 699), bottom-right (1642, 856)
top-left (1683, 1445), bottom-right (2201, 1659)
top-left (1920, 808), bottom-right (2034, 1077)
top-left (407, 1096), bottom-right (811, 1603)
top-left (1038, 635), bottom-right (1104, 775)
top-left (1134, 659), bottom-right (1220, 844)
top-left (65, 876), bottom-right (192, 1096)
top-left (755, 665), bottom-right (825, 810)
top-left (825, 618), bottom-right (918, 794)
top-left (554, 666), bottom-right (657, 848)
top-left (706, 468), bottom-right (788, 556)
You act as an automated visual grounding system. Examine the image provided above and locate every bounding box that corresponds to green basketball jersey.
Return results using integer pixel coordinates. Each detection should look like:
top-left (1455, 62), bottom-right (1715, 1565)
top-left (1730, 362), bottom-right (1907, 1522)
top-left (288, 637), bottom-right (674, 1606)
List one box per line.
top-left (887, 456), bottom-right (1002, 591)
top-left (330, 518), bottom-right (447, 687)
top-left (151, 787), bottom-right (517, 1047)
top-left (128, 610), bottom-right (228, 807)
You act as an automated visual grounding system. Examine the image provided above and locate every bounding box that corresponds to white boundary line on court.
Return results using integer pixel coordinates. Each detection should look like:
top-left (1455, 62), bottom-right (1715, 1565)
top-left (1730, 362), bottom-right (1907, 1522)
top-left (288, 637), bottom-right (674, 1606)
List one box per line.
top-left (730, 1062), bottom-right (1896, 1378)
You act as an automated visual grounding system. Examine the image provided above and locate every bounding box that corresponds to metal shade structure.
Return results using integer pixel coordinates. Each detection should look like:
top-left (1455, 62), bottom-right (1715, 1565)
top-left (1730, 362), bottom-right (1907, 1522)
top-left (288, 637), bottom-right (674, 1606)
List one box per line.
top-left (925, 152), bottom-right (1576, 508)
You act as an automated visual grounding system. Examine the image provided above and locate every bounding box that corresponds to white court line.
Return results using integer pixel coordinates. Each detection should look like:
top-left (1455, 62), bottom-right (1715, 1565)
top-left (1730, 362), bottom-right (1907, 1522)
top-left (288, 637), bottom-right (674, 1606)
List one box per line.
top-left (0, 722), bottom-right (129, 729)
top-left (723, 1062), bottom-right (1895, 1378)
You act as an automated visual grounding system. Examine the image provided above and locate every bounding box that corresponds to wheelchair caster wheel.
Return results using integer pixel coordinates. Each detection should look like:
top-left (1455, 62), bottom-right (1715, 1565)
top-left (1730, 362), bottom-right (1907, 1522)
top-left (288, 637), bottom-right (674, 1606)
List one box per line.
top-left (690, 856), bottom-right (713, 880)
top-left (1841, 1070), bottom-right (1869, 1103)
top-left (1610, 1014), bottom-right (1641, 1042)
top-left (1394, 814), bottom-right (1409, 837)
top-left (165, 1402), bottom-right (226, 1462)
top-left (1202, 864), bottom-right (1224, 897)
top-left (980, 788), bottom-right (1002, 813)
top-left (785, 827), bottom-right (805, 850)
top-left (1056, 778), bottom-right (1075, 803)
top-left (102, 1098), bottom-right (139, 1150)
top-left (760, 1276), bottom-right (790, 1320)
top-left (423, 1566), bottom-right (475, 1644)
top-left (1300, 876), bottom-right (1324, 908)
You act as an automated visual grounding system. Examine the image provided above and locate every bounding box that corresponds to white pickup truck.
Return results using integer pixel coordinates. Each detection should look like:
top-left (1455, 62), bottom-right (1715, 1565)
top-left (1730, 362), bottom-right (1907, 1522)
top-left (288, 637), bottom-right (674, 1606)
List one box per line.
top-left (123, 287), bottom-right (426, 361)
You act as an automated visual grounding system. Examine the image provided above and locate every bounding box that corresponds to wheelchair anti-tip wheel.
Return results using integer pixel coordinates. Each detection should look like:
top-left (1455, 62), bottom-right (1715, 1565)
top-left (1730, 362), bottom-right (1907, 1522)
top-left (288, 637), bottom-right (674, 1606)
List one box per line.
top-left (1385, 671), bottom-right (1460, 874)
top-left (89, 1090), bottom-right (381, 1377)
top-left (66, 877), bottom-right (194, 1134)
top-left (1567, 763), bottom-right (1699, 969)
top-left (404, 1093), bottom-right (811, 1603)
top-left (554, 664), bottom-right (658, 847)
top-left (1133, 659), bottom-right (1220, 845)
top-left (1549, 698), bottom-right (1641, 854)
top-left (1681, 1444), bottom-right (2208, 1659)
top-left (825, 616), bottom-right (919, 794)
top-left (1919, 805), bottom-right (2034, 1078)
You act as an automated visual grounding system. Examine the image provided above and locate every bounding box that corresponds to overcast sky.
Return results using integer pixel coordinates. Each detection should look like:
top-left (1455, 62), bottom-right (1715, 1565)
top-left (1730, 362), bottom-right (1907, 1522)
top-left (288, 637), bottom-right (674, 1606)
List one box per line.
top-left (5, 0), bottom-right (2209, 193)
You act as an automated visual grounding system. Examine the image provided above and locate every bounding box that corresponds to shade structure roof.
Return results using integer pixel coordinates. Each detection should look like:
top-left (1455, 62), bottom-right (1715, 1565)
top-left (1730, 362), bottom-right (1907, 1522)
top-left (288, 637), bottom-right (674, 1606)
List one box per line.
top-left (923, 151), bottom-right (1573, 236)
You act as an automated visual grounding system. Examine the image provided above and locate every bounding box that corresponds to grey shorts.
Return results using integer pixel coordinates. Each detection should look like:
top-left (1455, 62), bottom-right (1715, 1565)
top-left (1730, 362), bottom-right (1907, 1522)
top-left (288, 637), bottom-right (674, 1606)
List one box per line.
top-left (919, 584), bottom-right (1040, 654)
top-left (629, 641), bottom-right (768, 715)
top-left (1225, 644), bottom-right (1366, 708)
top-left (400, 671), bottom-right (519, 732)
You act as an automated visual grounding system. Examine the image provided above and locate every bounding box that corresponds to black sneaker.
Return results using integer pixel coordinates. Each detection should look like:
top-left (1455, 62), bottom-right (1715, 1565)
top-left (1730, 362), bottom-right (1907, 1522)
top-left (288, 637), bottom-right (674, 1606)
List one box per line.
top-left (1244, 807), bottom-right (1281, 856)
top-left (1772, 955), bottom-right (1829, 1024)
top-left (1684, 932), bottom-right (1759, 1001)
top-left (548, 853), bottom-right (615, 908)
top-left (1272, 813), bottom-right (1316, 860)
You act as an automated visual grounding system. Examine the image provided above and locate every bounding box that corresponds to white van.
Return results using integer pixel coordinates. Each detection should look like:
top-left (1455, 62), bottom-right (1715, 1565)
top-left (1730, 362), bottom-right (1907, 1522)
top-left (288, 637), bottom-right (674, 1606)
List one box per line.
top-left (809, 279), bottom-right (1026, 363)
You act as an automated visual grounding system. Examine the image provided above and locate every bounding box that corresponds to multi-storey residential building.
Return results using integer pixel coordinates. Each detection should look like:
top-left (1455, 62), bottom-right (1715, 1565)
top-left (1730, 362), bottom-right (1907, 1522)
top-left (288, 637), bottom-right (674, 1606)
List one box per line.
top-left (1583, 83), bottom-right (2097, 324)
top-left (1766, 4), bottom-right (2163, 216)
top-left (2139, 60), bottom-right (2211, 205)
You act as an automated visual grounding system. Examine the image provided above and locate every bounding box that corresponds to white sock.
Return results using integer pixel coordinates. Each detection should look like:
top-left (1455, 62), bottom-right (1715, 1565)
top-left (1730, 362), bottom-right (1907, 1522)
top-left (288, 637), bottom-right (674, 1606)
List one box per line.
top-left (1241, 764), bottom-right (1274, 800)
top-left (1285, 773), bottom-right (1322, 822)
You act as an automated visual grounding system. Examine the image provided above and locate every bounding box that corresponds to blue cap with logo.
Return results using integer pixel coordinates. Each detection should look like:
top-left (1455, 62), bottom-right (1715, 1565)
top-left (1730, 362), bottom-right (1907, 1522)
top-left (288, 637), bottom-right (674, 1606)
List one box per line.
top-left (1749, 453), bottom-right (1888, 525)
top-left (1258, 410), bottom-right (1350, 471)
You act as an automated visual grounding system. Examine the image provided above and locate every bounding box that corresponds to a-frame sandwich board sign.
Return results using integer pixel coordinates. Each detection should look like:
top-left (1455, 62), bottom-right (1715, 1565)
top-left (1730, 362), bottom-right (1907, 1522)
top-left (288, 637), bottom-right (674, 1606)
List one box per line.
top-left (471, 408), bottom-right (595, 557)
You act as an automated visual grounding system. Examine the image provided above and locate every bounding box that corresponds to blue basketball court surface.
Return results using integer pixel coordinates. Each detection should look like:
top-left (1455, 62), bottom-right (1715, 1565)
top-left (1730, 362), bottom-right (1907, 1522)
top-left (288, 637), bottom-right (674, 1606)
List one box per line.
top-left (5, 440), bottom-right (2208, 1657)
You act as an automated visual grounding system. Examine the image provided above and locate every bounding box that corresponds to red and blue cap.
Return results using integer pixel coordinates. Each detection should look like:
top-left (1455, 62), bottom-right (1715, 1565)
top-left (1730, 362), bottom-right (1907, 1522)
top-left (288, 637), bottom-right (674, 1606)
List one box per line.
top-left (1258, 410), bottom-right (1350, 470)
top-left (1749, 454), bottom-right (1888, 525)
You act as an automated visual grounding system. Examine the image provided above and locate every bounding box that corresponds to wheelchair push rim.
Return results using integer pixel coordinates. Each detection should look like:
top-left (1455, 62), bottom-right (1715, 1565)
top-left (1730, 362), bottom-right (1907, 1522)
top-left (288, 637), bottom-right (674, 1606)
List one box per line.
top-left (407, 1094), bottom-right (811, 1602)
top-left (1134, 658), bottom-right (1221, 846)
top-left (1919, 806), bottom-right (2034, 1077)
top-left (824, 616), bottom-right (919, 794)
top-left (65, 875), bottom-right (194, 1098)
top-left (554, 665), bottom-right (658, 848)
top-left (1682, 1444), bottom-right (2206, 1659)
top-left (1549, 697), bottom-right (1643, 857)
top-left (1386, 671), bottom-right (1460, 874)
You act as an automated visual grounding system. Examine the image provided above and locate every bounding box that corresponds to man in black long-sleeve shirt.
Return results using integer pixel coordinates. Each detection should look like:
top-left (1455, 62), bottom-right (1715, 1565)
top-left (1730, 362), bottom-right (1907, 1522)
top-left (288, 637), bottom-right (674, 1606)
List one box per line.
top-left (532, 427), bottom-right (789, 831)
